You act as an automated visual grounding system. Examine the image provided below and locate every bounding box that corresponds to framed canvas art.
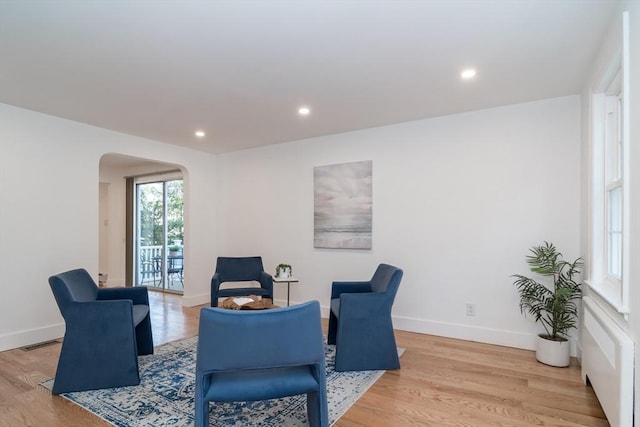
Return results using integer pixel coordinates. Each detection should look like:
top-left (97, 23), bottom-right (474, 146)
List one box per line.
top-left (314, 160), bottom-right (372, 249)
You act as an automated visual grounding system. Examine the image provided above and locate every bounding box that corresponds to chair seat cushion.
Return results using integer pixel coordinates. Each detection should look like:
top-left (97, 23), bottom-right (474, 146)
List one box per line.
top-left (205, 366), bottom-right (320, 402)
top-left (132, 304), bottom-right (149, 326)
top-left (330, 298), bottom-right (340, 318)
top-left (217, 287), bottom-right (270, 298)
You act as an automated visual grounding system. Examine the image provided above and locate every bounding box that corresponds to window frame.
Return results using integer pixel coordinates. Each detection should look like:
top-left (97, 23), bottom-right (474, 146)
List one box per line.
top-left (587, 11), bottom-right (630, 315)
top-left (604, 75), bottom-right (623, 282)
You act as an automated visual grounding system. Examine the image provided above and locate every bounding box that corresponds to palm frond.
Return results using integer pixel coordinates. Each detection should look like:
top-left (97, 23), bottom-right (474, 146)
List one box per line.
top-left (512, 242), bottom-right (582, 339)
top-left (526, 241), bottom-right (560, 276)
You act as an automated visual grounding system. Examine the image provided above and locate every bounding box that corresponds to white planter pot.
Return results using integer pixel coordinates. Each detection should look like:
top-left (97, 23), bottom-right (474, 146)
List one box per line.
top-left (536, 334), bottom-right (570, 367)
top-left (278, 270), bottom-right (289, 279)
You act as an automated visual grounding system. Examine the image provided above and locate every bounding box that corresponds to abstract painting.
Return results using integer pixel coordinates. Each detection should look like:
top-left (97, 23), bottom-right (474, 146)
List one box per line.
top-left (314, 160), bottom-right (372, 249)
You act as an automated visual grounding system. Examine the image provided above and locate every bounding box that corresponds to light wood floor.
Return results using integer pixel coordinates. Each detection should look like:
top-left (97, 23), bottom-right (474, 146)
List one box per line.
top-left (0, 292), bottom-right (608, 426)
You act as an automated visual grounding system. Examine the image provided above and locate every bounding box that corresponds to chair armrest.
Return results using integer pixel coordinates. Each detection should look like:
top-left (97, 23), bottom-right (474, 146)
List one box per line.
top-left (259, 271), bottom-right (274, 294)
top-left (211, 273), bottom-right (221, 291)
top-left (63, 300), bottom-right (139, 359)
top-left (98, 286), bottom-right (149, 305)
top-left (331, 281), bottom-right (371, 299)
top-left (210, 273), bottom-right (222, 306)
top-left (338, 292), bottom-right (391, 317)
top-left (65, 300), bottom-right (135, 329)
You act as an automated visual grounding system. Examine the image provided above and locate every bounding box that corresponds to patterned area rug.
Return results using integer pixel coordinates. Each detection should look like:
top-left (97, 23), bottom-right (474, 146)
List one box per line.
top-left (42, 336), bottom-right (401, 426)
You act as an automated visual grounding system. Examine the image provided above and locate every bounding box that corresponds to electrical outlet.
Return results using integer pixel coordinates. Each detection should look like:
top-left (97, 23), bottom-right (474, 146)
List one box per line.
top-left (466, 303), bottom-right (476, 316)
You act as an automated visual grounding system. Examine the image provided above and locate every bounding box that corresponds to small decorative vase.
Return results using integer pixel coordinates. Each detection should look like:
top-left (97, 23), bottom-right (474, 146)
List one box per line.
top-left (279, 270), bottom-right (289, 279)
top-left (536, 334), bottom-right (570, 367)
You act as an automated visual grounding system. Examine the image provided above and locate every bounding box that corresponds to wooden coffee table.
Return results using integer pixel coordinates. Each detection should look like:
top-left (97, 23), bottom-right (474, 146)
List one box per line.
top-left (220, 295), bottom-right (277, 310)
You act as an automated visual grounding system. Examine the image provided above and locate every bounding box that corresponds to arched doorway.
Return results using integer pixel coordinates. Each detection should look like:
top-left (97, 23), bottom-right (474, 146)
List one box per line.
top-left (99, 154), bottom-right (185, 294)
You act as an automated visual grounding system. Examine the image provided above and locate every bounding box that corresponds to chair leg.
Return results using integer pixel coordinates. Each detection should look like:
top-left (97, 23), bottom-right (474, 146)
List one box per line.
top-left (334, 320), bottom-right (400, 372)
top-left (327, 312), bottom-right (338, 345)
top-left (306, 390), bottom-right (328, 427)
top-left (211, 290), bottom-right (219, 307)
top-left (52, 331), bottom-right (141, 394)
top-left (195, 400), bottom-right (209, 427)
top-left (195, 377), bottom-right (209, 427)
top-left (135, 315), bottom-right (154, 355)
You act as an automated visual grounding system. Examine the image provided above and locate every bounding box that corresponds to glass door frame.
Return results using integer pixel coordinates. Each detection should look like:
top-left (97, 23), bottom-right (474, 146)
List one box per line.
top-left (133, 172), bottom-right (184, 294)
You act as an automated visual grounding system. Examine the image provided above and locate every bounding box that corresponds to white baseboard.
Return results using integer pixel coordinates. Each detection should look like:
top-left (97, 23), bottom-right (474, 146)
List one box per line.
top-left (3, 299), bottom-right (567, 355)
top-left (0, 323), bottom-right (65, 353)
top-left (391, 314), bottom-right (537, 351)
top-left (318, 303), bottom-right (556, 353)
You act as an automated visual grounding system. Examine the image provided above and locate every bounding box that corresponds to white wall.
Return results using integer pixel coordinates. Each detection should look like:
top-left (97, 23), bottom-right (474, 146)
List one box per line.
top-left (580, 1), bottom-right (640, 424)
top-left (98, 182), bottom-right (109, 279)
top-left (99, 163), bottom-right (128, 287)
top-left (217, 95), bottom-right (581, 351)
top-left (0, 92), bottom-right (585, 358)
top-left (0, 103), bottom-right (217, 351)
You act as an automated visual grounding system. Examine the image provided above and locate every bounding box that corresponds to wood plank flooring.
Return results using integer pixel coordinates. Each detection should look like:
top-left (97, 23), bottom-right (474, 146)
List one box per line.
top-left (0, 291), bottom-right (608, 426)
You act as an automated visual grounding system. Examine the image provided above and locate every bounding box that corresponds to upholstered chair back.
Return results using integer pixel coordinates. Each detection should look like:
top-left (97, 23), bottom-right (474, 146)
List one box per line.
top-left (197, 300), bottom-right (324, 371)
top-left (49, 268), bottom-right (100, 316)
top-left (370, 263), bottom-right (403, 300)
top-left (215, 256), bottom-right (265, 283)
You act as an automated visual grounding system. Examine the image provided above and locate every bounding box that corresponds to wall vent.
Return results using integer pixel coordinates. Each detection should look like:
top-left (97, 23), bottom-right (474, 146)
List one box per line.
top-left (21, 339), bottom-right (60, 351)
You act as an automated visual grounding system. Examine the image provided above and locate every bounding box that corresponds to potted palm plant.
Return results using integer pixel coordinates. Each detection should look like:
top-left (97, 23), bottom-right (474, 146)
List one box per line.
top-left (512, 241), bottom-right (582, 367)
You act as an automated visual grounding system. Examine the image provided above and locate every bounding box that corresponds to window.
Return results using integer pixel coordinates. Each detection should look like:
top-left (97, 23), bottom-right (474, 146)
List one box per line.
top-left (604, 77), bottom-right (622, 280)
top-left (588, 11), bottom-right (630, 314)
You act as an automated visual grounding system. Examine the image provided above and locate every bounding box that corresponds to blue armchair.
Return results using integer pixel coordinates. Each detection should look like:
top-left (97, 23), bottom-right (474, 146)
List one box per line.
top-left (327, 263), bottom-right (403, 372)
top-left (210, 256), bottom-right (273, 307)
top-left (48, 268), bottom-right (153, 394)
top-left (195, 301), bottom-right (328, 427)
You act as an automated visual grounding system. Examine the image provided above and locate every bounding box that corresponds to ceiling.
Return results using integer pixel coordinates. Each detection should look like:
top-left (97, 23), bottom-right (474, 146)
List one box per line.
top-left (0, 0), bottom-right (618, 154)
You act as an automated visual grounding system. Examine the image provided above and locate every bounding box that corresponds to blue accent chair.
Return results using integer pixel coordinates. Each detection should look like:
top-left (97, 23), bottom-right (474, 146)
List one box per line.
top-left (210, 256), bottom-right (274, 307)
top-left (48, 268), bottom-right (153, 394)
top-left (327, 263), bottom-right (403, 372)
top-left (195, 301), bottom-right (328, 427)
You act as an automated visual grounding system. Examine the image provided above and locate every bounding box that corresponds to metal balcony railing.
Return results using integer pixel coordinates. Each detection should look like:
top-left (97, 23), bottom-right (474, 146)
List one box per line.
top-left (137, 245), bottom-right (183, 291)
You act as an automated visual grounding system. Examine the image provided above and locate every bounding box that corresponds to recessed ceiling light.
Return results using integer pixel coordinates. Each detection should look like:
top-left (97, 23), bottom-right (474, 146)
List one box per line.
top-left (461, 69), bottom-right (477, 79)
top-left (298, 106), bottom-right (311, 116)
top-left (194, 130), bottom-right (206, 138)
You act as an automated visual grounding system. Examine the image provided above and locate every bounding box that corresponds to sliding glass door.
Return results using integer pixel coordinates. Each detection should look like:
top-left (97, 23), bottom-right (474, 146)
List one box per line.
top-left (135, 179), bottom-right (184, 293)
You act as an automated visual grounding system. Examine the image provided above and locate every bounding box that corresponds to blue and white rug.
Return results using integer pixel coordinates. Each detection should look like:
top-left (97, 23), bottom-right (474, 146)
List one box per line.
top-left (42, 336), bottom-right (400, 426)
